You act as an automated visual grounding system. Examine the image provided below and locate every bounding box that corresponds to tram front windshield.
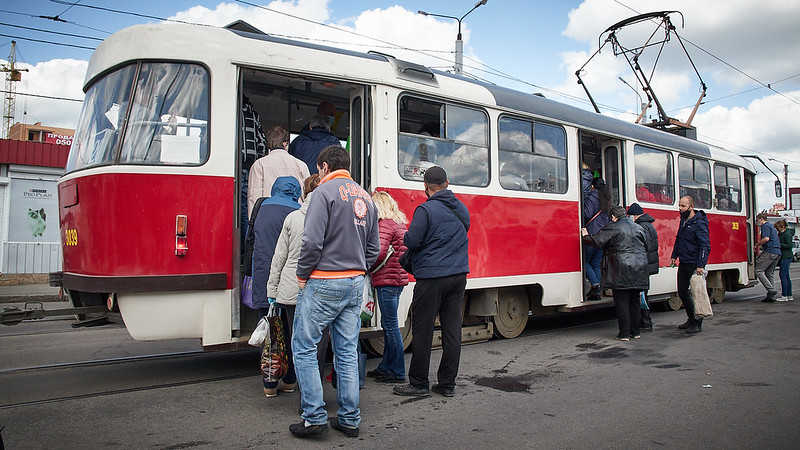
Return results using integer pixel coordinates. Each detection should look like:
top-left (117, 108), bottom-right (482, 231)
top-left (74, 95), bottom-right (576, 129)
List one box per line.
top-left (67, 62), bottom-right (210, 173)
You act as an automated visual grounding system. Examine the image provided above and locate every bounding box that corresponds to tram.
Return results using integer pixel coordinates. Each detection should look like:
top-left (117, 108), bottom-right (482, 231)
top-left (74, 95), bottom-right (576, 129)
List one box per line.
top-left (53, 21), bottom-right (758, 350)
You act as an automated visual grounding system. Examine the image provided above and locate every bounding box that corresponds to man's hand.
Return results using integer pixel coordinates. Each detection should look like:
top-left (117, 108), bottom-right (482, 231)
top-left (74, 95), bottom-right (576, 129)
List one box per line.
top-left (581, 227), bottom-right (589, 237)
top-left (670, 258), bottom-right (677, 267)
top-left (696, 267), bottom-right (704, 275)
top-left (297, 278), bottom-right (307, 290)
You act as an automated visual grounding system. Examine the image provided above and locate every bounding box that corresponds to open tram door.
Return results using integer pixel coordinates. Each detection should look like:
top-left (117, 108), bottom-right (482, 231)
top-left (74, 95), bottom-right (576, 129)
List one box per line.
top-left (347, 87), bottom-right (371, 190)
top-left (744, 172), bottom-right (756, 280)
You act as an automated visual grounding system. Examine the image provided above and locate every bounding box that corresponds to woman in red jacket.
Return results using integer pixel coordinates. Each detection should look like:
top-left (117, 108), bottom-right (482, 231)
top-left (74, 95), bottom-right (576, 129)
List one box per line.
top-left (366, 191), bottom-right (410, 383)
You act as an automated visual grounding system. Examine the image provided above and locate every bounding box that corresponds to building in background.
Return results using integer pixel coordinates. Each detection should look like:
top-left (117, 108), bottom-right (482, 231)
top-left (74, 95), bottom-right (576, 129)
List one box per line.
top-left (0, 138), bottom-right (68, 284)
top-left (8, 122), bottom-right (74, 146)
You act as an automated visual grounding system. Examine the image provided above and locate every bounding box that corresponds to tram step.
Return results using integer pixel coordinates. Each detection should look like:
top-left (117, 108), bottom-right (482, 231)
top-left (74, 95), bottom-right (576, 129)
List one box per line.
top-left (432, 322), bottom-right (493, 348)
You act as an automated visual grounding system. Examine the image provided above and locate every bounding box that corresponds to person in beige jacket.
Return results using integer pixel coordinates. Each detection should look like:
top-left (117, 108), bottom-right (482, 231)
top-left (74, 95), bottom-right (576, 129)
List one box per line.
top-left (263, 174), bottom-right (319, 397)
top-left (248, 125), bottom-right (310, 217)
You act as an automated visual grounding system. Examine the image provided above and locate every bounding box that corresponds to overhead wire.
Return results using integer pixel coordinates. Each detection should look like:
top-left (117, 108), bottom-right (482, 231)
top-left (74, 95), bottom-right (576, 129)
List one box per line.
top-left (0, 90), bottom-right (83, 102)
top-left (0, 33), bottom-right (94, 50)
top-left (0, 7), bottom-right (110, 34)
top-left (0, 22), bottom-right (103, 41)
top-left (669, 72), bottom-right (800, 113)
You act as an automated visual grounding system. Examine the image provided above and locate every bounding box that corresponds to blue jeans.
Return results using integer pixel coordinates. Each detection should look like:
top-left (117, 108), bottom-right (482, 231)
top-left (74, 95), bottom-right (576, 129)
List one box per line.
top-left (779, 257), bottom-right (792, 297)
top-left (375, 286), bottom-right (406, 378)
top-left (292, 276), bottom-right (363, 428)
top-left (584, 246), bottom-right (603, 286)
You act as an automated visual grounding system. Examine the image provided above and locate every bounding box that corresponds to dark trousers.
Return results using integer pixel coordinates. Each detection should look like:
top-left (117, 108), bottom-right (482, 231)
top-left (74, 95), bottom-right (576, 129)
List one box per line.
top-left (677, 263), bottom-right (697, 322)
top-left (640, 290), bottom-right (653, 328)
top-left (613, 289), bottom-right (641, 338)
top-left (408, 274), bottom-right (467, 389)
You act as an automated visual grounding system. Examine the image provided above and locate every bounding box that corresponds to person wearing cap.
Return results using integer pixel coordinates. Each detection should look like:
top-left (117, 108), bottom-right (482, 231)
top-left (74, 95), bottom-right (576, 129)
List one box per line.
top-left (393, 166), bottom-right (470, 398)
top-left (627, 203), bottom-right (659, 331)
top-left (582, 206), bottom-right (649, 341)
top-left (289, 101), bottom-right (341, 175)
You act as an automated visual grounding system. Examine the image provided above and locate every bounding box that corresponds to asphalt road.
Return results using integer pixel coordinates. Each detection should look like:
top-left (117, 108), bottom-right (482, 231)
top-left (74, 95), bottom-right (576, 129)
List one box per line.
top-left (1, 266), bottom-right (798, 449)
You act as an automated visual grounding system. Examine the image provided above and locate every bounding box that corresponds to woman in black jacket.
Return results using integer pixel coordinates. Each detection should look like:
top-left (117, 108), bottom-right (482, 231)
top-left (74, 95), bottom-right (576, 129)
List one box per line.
top-left (582, 206), bottom-right (650, 340)
top-left (627, 203), bottom-right (659, 331)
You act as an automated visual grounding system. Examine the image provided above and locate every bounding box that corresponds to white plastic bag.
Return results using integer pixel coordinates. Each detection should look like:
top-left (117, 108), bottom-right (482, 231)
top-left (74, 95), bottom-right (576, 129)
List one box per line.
top-left (361, 275), bottom-right (376, 322)
top-left (248, 316), bottom-right (270, 347)
top-left (690, 273), bottom-right (713, 319)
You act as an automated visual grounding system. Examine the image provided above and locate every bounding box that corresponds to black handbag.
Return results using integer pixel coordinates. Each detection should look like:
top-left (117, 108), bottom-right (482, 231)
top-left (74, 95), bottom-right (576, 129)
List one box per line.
top-left (398, 250), bottom-right (414, 275)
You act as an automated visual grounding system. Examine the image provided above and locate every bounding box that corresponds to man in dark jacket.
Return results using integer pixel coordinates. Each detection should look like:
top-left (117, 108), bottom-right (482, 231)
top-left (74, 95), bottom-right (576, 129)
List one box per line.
top-left (670, 195), bottom-right (711, 333)
top-left (582, 165), bottom-right (609, 300)
top-left (582, 206), bottom-right (649, 340)
top-left (393, 166), bottom-right (469, 398)
top-left (289, 112), bottom-right (341, 175)
top-left (755, 212), bottom-right (782, 302)
top-left (252, 176), bottom-right (301, 312)
top-left (627, 203), bottom-right (659, 330)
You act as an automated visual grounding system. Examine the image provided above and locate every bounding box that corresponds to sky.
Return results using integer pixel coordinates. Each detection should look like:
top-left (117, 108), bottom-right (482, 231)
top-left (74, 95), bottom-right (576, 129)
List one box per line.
top-left (1, 0), bottom-right (799, 212)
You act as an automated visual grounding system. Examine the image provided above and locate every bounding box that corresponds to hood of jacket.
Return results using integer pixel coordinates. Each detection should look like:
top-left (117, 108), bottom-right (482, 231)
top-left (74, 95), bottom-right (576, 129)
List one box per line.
top-left (429, 189), bottom-right (470, 227)
top-left (685, 209), bottom-right (708, 228)
top-left (301, 127), bottom-right (336, 142)
top-left (300, 191), bottom-right (314, 215)
top-left (635, 213), bottom-right (655, 224)
top-left (263, 176), bottom-right (301, 209)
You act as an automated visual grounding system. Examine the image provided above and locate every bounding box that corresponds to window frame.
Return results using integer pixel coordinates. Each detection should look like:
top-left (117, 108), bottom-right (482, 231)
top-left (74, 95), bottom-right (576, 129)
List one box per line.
top-left (713, 162), bottom-right (742, 212)
top-left (678, 154), bottom-right (712, 210)
top-left (396, 92), bottom-right (491, 187)
top-left (497, 113), bottom-right (569, 194)
top-left (633, 144), bottom-right (675, 205)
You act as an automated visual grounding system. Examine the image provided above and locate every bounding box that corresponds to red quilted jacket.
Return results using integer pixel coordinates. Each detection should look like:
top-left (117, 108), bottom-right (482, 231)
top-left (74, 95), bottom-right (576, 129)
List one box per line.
top-left (370, 219), bottom-right (409, 287)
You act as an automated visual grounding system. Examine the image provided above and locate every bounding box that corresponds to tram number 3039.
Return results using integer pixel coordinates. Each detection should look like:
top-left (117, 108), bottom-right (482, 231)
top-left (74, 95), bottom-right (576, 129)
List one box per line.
top-left (64, 228), bottom-right (78, 246)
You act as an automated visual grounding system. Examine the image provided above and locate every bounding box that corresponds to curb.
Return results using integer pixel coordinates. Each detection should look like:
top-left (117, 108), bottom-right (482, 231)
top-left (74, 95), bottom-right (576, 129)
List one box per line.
top-left (0, 295), bottom-right (61, 304)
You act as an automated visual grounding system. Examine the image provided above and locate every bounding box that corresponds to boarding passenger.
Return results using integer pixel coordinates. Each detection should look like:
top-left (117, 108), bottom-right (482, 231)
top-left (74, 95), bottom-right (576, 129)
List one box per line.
top-left (393, 166), bottom-right (470, 398)
top-left (582, 162), bottom-right (609, 300)
top-left (582, 206), bottom-right (649, 341)
top-left (776, 219), bottom-right (794, 302)
top-left (239, 96), bottom-right (268, 252)
top-left (366, 191), bottom-right (409, 384)
top-left (755, 212), bottom-right (781, 303)
top-left (291, 146), bottom-right (380, 438)
top-left (289, 102), bottom-right (341, 175)
top-left (247, 125), bottom-right (309, 218)
top-left (671, 196), bottom-right (710, 332)
top-left (263, 175), bottom-right (320, 398)
top-left (627, 203), bottom-right (659, 331)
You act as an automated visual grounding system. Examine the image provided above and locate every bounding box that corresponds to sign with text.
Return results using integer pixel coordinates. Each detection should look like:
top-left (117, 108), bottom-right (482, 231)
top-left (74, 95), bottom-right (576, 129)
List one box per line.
top-left (8, 179), bottom-right (60, 242)
top-left (790, 187), bottom-right (800, 211)
top-left (45, 132), bottom-right (73, 146)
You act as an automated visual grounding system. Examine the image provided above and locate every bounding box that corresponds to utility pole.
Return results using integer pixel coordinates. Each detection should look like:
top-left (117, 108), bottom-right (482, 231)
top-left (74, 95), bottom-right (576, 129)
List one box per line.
top-left (1, 41), bottom-right (28, 139)
top-left (769, 157), bottom-right (789, 211)
top-left (418, 1), bottom-right (488, 74)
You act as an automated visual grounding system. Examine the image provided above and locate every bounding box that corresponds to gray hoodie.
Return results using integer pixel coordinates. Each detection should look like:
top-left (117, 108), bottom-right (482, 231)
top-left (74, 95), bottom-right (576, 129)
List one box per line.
top-left (296, 170), bottom-right (380, 280)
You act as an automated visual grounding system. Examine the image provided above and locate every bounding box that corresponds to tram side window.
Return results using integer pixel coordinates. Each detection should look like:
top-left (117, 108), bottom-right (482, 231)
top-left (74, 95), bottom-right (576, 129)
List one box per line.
top-left (119, 63), bottom-right (210, 165)
top-left (714, 164), bottom-right (742, 212)
top-left (397, 95), bottom-right (489, 186)
top-left (498, 117), bottom-right (567, 193)
top-left (634, 145), bottom-right (674, 204)
top-left (66, 64), bottom-right (137, 172)
top-left (678, 156), bottom-right (712, 209)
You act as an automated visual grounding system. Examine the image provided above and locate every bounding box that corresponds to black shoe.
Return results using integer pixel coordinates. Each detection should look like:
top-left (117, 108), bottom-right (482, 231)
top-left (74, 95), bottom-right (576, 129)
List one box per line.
top-left (431, 384), bottom-right (455, 397)
top-left (678, 320), bottom-right (691, 329)
top-left (375, 375), bottom-right (406, 384)
top-left (366, 368), bottom-right (388, 378)
top-left (289, 421), bottom-right (328, 438)
top-left (587, 286), bottom-right (602, 301)
top-left (762, 297), bottom-right (777, 303)
top-left (696, 318), bottom-right (703, 331)
top-left (329, 417), bottom-right (359, 438)
top-left (641, 325), bottom-right (653, 332)
top-left (393, 383), bottom-right (430, 397)
top-left (686, 322), bottom-right (701, 334)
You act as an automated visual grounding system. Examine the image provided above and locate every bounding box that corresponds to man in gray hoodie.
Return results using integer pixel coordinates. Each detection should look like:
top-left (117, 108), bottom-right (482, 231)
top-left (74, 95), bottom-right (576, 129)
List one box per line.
top-left (290, 145), bottom-right (380, 439)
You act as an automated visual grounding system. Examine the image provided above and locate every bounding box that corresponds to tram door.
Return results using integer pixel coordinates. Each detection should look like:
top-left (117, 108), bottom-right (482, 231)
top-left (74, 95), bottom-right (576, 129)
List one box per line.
top-left (745, 173), bottom-right (756, 280)
top-left (349, 88), bottom-right (371, 190)
top-left (601, 143), bottom-right (623, 208)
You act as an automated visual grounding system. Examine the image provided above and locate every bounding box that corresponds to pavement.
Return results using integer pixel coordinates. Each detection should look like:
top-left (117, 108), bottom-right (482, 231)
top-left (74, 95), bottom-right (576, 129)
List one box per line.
top-left (0, 283), bottom-right (60, 303)
top-left (0, 267), bottom-right (798, 449)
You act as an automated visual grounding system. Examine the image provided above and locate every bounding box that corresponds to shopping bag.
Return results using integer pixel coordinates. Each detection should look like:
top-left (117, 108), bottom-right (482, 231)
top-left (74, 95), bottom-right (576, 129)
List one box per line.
top-left (690, 273), bottom-right (713, 318)
top-left (248, 316), bottom-right (269, 347)
top-left (640, 291), bottom-right (650, 311)
top-left (361, 275), bottom-right (376, 322)
top-left (241, 275), bottom-right (256, 310)
top-left (260, 306), bottom-right (288, 382)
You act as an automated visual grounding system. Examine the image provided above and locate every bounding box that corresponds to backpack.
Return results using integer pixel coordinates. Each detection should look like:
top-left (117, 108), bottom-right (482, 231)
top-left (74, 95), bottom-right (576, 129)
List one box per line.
top-left (592, 177), bottom-right (613, 214)
top-left (243, 197), bottom-right (267, 276)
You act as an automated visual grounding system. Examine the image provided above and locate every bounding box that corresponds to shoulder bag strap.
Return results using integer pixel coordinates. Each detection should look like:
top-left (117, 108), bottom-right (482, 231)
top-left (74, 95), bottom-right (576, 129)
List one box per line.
top-left (371, 245), bottom-right (394, 274)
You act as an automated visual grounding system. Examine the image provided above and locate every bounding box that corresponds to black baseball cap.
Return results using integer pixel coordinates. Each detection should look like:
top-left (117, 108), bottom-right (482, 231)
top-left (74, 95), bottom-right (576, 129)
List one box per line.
top-left (423, 166), bottom-right (448, 185)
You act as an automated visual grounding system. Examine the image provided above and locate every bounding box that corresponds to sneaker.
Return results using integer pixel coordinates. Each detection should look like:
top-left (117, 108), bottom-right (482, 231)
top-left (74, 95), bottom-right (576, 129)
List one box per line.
top-left (329, 417), bottom-right (359, 438)
top-left (632, 335), bottom-right (641, 340)
top-left (616, 336), bottom-right (630, 342)
top-left (678, 320), bottom-right (691, 329)
top-left (686, 322), bottom-right (701, 333)
top-left (776, 296), bottom-right (790, 302)
top-left (278, 380), bottom-right (297, 393)
top-left (392, 383), bottom-right (430, 397)
top-left (375, 375), bottom-right (406, 384)
top-left (263, 386), bottom-right (278, 398)
top-left (431, 384), bottom-right (455, 397)
top-left (289, 421), bottom-right (328, 438)
top-left (366, 368), bottom-right (388, 378)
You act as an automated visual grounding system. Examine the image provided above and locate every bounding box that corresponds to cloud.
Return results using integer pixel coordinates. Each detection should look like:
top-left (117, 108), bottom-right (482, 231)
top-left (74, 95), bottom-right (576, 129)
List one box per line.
top-left (5, 58), bottom-right (87, 129)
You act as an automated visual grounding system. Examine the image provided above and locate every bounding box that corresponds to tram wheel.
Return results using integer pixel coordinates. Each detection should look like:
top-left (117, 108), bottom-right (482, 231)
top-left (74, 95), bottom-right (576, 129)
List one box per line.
top-left (364, 315), bottom-right (413, 357)
top-left (667, 295), bottom-right (683, 311)
top-left (492, 288), bottom-right (529, 339)
top-left (708, 287), bottom-right (725, 304)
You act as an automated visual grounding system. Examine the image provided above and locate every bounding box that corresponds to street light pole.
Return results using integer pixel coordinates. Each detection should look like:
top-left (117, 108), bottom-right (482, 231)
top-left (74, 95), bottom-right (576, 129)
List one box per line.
top-left (770, 157), bottom-right (789, 211)
top-left (418, 0), bottom-right (488, 74)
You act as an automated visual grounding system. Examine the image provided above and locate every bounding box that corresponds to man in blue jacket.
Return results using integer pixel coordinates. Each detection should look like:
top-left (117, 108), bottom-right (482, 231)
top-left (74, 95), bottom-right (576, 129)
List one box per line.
top-left (670, 195), bottom-right (710, 333)
top-left (393, 166), bottom-right (470, 398)
top-left (291, 145), bottom-right (379, 439)
top-left (289, 103), bottom-right (341, 175)
top-left (755, 211), bottom-right (781, 302)
top-left (582, 164), bottom-right (609, 300)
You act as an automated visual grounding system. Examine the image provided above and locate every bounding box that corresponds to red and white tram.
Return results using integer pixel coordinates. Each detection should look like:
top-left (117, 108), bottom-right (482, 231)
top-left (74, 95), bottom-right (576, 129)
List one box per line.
top-left (54, 21), bottom-right (758, 349)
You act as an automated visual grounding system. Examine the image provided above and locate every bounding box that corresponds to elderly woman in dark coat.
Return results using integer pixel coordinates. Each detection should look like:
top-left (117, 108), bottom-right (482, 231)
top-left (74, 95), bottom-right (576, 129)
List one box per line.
top-left (582, 206), bottom-right (650, 340)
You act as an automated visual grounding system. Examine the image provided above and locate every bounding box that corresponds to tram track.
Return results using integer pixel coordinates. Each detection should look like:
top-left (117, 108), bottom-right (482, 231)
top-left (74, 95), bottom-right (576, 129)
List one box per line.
top-left (0, 350), bottom-right (206, 375)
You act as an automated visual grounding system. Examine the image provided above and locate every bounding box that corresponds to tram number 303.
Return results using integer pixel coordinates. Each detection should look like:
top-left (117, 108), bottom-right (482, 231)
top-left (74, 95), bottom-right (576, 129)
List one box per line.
top-left (64, 229), bottom-right (78, 246)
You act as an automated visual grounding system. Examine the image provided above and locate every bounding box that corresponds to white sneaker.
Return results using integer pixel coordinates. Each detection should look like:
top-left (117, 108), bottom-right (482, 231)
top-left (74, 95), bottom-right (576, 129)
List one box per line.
top-left (776, 296), bottom-right (790, 302)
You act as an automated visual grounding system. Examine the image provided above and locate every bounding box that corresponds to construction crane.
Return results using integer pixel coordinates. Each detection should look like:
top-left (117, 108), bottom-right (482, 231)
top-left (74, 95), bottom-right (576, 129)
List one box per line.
top-left (1, 41), bottom-right (28, 139)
